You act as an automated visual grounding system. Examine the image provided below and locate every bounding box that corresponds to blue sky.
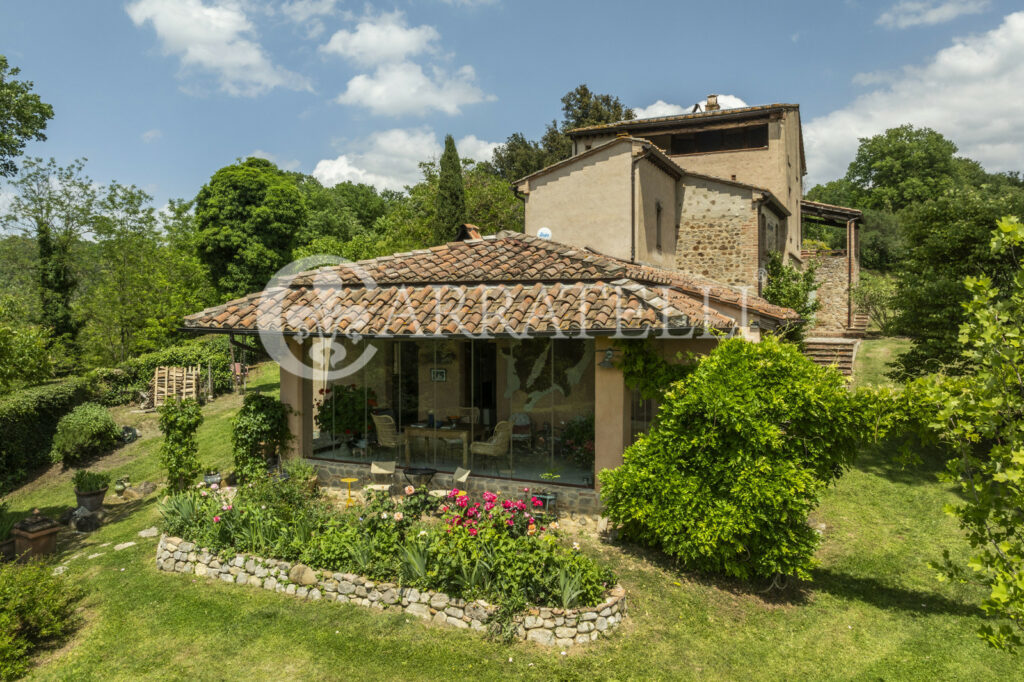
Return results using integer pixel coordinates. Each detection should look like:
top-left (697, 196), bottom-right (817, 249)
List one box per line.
top-left (2, 0), bottom-right (1023, 208)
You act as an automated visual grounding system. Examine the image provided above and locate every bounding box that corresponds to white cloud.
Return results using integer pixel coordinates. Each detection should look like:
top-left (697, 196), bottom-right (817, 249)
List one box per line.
top-left (250, 149), bottom-right (300, 171)
top-left (313, 128), bottom-right (499, 191)
top-left (877, 0), bottom-right (989, 29)
top-left (633, 94), bottom-right (748, 119)
top-left (281, 0), bottom-right (339, 23)
top-left (319, 11), bottom-right (439, 66)
top-left (336, 62), bottom-right (493, 116)
top-left (141, 129), bottom-right (163, 143)
top-left (126, 0), bottom-right (312, 97)
top-left (805, 11), bottom-right (1024, 185)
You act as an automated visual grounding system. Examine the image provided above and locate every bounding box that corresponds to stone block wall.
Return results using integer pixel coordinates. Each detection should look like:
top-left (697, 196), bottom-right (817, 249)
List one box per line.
top-left (307, 458), bottom-right (603, 515)
top-left (805, 250), bottom-right (850, 333)
top-left (155, 535), bottom-right (626, 647)
top-left (676, 178), bottom-right (759, 290)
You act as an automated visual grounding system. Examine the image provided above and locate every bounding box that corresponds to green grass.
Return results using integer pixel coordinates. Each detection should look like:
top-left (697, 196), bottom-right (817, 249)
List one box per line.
top-left (3, 362), bottom-right (1019, 679)
top-left (853, 336), bottom-right (913, 389)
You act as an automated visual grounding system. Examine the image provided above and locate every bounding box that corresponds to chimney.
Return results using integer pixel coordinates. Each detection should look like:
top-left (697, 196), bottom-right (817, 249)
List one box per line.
top-left (706, 94), bottom-right (720, 112)
top-left (455, 223), bottom-right (482, 241)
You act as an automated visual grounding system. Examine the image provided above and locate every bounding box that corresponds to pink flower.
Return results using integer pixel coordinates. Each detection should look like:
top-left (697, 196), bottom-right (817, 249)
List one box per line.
top-left (448, 488), bottom-right (460, 498)
top-left (502, 499), bottom-right (512, 510)
top-left (440, 505), bottom-right (449, 513)
top-left (221, 504), bottom-right (230, 511)
top-left (482, 491), bottom-right (497, 503)
top-left (213, 516), bottom-right (221, 523)
top-left (506, 518), bottom-right (514, 527)
top-left (394, 512), bottom-right (404, 521)
top-left (484, 502), bottom-right (495, 511)
top-left (210, 483), bottom-right (219, 490)
top-left (201, 491), bottom-right (208, 497)
top-left (468, 527), bottom-right (478, 536)
top-left (531, 497), bottom-right (543, 507)
top-left (404, 485), bottom-right (415, 495)
top-left (456, 496), bottom-right (468, 508)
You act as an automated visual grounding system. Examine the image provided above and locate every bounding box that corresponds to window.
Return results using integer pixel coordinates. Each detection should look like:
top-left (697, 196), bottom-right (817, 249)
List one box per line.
top-left (669, 124), bottom-right (769, 155)
top-left (655, 201), bottom-right (663, 252)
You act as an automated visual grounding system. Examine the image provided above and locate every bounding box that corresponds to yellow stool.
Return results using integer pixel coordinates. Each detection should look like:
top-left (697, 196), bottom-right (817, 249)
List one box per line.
top-left (339, 477), bottom-right (359, 507)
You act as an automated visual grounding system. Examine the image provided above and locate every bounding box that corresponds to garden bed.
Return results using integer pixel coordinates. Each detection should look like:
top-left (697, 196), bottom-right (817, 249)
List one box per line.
top-left (155, 535), bottom-right (626, 647)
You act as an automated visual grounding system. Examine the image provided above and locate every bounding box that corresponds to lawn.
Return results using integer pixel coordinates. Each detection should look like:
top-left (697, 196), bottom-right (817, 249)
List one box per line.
top-left (852, 336), bottom-right (913, 389)
top-left (3, 360), bottom-right (1019, 680)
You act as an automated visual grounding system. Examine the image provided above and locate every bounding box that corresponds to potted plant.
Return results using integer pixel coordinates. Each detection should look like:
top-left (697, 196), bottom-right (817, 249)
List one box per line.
top-left (0, 502), bottom-right (15, 561)
top-left (72, 469), bottom-right (112, 512)
top-left (534, 470), bottom-right (561, 512)
top-left (203, 468), bottom-right (222, 486)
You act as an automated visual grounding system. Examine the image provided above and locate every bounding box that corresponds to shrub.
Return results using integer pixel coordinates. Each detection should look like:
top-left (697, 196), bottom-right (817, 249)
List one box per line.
top-left (50, 402), bottom-right (121, 465)
top-left (600, 337), bottom-right (881, 582)
top-left (852, 272), bottom-right (898, 335)
top-left (92, 337), bottom-right (235, 406)
top-left (158, 398), bottom-right (203, 491)
top-left (0, 377), bottom-right (92, 492)
top-left (0, 502), bottom-right (14, 542)
top-left (762, 251), bottom-right (822, 344)
top-left (71, 469), bottom-right (111, 493)
top-left (0, 560), bottom-right (81, 680)
top-left (231, 393), bottom-right (291, 481)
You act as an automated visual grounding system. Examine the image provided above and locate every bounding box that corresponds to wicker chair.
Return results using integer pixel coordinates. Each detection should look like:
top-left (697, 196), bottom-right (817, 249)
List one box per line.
top-left (470, 421), bottom-right (512, 473)
top-left (366, 460), bottom-right (396, 495)
top-left (371, 413), bottom-right (410, 463)
top-left (428, 467), bottom-right (472, 498)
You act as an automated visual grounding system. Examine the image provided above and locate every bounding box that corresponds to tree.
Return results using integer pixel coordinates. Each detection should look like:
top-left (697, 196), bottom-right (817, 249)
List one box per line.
top-left (761, 252), bottom-right (821, 344)
top-left (891, 186), bottom-right (1024, 376)
top-left (845, 125), bottom-right (960, 213)
top-left (78, 183), bottom-right (162, 365)
top-left (489, 84), bottom-right (634, 181)
top-left (435, 135), bottom-right (466, 244)
top-left (1, 158), bottom-right (95, 365)
top-left (194, 157), bottom-right (307, 300)
top-left (600, 336), bottom-right (882, 582)
top-left (917, 217), bottom-right (1024, 652)
top-left (0, 55), bottom-right (54, 178)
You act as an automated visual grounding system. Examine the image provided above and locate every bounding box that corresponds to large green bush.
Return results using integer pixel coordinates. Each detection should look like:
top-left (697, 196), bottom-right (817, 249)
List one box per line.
top-left (50, 402), bottom-right (120, 465)
top-left (0, 377), bottom-right (92, 491)
top-left (158, 398), bottom-right (204, 491)
top-left (231, 393), bottom-right (291, 481)
top-left (91, 336), bottom-right (235, 406)
top-left (600, 336), bottom-right (881, 581)
top-left (0, 560), bottom-right (81, 680)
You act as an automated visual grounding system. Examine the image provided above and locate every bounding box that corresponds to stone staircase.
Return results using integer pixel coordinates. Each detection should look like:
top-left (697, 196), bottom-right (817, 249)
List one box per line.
top-left (803, 337), bottom-right (859, 376)
top-left (846, 313), bottom-right (870, 338)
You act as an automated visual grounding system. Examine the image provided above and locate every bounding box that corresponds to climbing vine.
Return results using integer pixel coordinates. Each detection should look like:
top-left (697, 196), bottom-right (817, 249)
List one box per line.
top-left (613, 339), bottom-right (695, 401)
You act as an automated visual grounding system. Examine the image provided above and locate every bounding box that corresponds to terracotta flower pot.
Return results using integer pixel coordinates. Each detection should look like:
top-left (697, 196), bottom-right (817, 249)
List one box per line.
top-left (75, 486), bottom-right (108, 512)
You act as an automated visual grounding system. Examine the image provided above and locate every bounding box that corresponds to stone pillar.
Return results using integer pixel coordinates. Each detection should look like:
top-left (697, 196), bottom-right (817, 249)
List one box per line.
top-left (593, 337), bottom-right (630, 489)
top-left (279, 336), bottom-right (313, 459)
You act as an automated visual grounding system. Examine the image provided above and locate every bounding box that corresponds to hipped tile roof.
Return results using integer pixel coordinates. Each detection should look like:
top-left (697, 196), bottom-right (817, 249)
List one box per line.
top-left (183, 232), bottom-right (797, 337)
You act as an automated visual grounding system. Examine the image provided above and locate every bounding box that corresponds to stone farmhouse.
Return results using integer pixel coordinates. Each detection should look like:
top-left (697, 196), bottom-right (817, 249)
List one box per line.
top-left (184, 96), bottom-right (863, 510)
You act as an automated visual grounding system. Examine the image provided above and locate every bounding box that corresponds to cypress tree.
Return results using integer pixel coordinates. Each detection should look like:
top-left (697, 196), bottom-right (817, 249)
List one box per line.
top-left (435, 134), bottom-right (466, 243)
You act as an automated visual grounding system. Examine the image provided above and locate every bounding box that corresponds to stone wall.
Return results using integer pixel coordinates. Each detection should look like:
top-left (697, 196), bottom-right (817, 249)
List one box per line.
top-left (307, 458), bottom-right (604, 515)
top-left (676, 177), bottom-right (759, 290)
top-left (806, 250), bottom-right (850, 333)
top-left (155, 535), bottom-right (626, 647)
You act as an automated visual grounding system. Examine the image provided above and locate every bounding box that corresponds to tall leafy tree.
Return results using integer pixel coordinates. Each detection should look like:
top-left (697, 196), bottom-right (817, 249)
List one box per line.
top-left (1, 157), bottom-right (95, 363)
top-left (78, 182), bottom-right (162, 365)
top-left (0, 55), bottom-right (54, 178)
top-left (892, 185), bottom-right (1024, 376)
top-left (435, 135), bottom-right (466, 243)
top-left (194, 157), bottom-right (307, 300)
top-left (490, 84), bottom-right (634, 181)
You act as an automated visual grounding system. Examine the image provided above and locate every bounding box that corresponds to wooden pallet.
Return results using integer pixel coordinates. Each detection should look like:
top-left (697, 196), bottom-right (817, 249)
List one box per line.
top-left (151, 365), bottom-right (201, 408)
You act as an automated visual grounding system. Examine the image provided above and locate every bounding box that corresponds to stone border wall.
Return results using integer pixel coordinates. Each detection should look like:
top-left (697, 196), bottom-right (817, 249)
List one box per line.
top-left (156, 535), bottom-right (625, 647)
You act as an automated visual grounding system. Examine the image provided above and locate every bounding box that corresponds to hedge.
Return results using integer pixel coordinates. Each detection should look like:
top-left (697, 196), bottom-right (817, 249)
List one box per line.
top-left (88, 336), bottom-right (236, 406)
top-left (0, 377), bottom-right (92, 491)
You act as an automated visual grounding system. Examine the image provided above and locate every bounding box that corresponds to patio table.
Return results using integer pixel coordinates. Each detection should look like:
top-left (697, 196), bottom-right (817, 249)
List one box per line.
top-left (403, 467), bottom-right (438, 488)
top-left (406, 424), bottom-right (472, 467)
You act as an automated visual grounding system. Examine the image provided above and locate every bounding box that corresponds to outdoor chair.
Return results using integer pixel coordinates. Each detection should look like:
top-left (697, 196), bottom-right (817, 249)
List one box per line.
top-left (510, 412), bottom-right (533, 451)
top-left (428, 467), bottom-right (472, 498)
top-left (470, 421), bottom-right (512, 474)
top-left (366, 461), bottom-right (396, 495)
top-left (371, 413), bottom-right (410, 463)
